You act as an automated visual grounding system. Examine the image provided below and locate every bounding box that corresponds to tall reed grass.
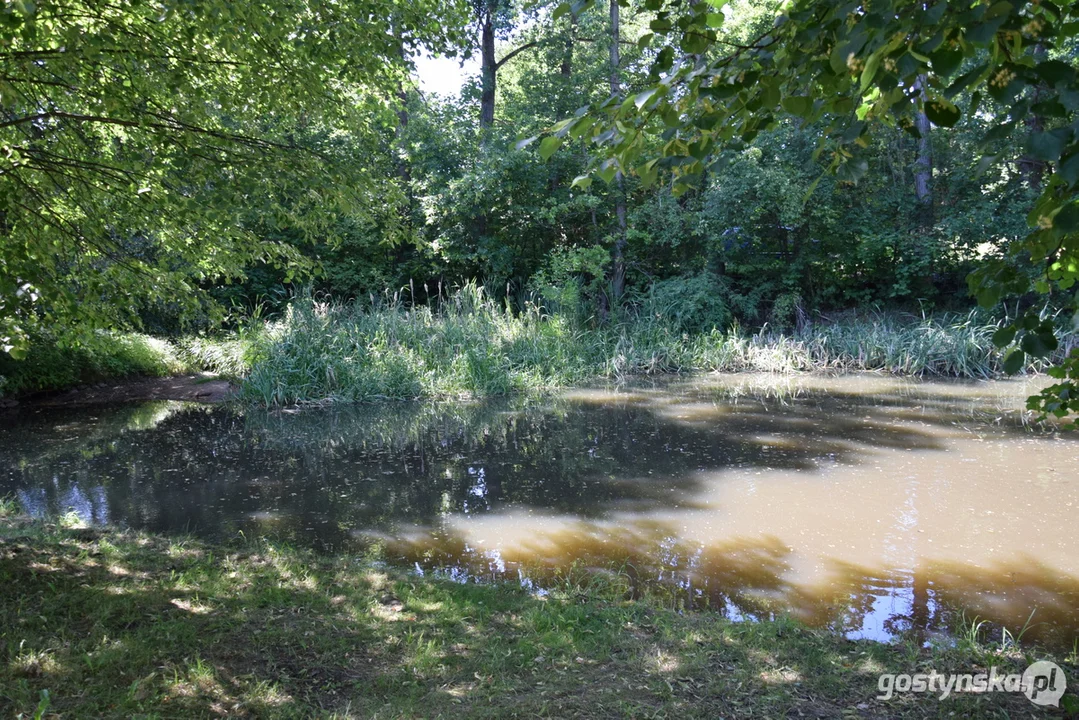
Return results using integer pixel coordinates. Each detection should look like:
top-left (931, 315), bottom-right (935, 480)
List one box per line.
top-left (224, 285), bottom-right (1072, 406)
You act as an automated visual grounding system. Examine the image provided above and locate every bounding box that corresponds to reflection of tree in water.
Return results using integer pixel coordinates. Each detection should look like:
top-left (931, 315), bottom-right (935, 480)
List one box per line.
top-left (387, 522), bottom-right (1078, 650)
top-left (1, 378), bottom-right (1076, 647)
top-left (1, 385), bottom-right (957, 548)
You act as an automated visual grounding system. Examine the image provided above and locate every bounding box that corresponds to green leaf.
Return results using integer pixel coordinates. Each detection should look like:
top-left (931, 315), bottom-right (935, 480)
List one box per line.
top-left (1003, 349), bottom-right (1026, 375)
top-left (975, 284), bottom-right (1002, 309)
top-left (947, 62), bottom-right (989, 98)
top-left (597, 159), bottom-right (619, 184)
top-left (570, 174), bottom-right (592, 190)
top-left (637, 159), bottom-right (659, 187)
top-left (654, 46), bottom-right (675, 72)
top-left (1021, 331), bottom-right (1058, 358)
top-left (987, 73), bottom-right (1023, 104)
top-left (538, 136), bottom-right (563, 161)
top-left (1058, 151), bottom-right (1079, 186)
top-left (973, 153), bottom-right (997, 177)
top-left (969, 91), bottom-right (982, 116)
top-left (706, 12), bottom-right (724, 28)
top-left (568, 117), bottom-right (595, 140)
top-left (917, 30), bottom-right (946, 55)
top-left (1028, 129), bottom-right (1071, 162)
top-left (1054, 202), bottom-right (1079, 233)
top-left (830, 35), bottom-right (869, 75)
top-left (924, 99), bottom-right (960, 127)
top-left (929, 47), bottom-right (964, 77)
top-left (760, 81), bottom-right (779, 108)
top-left (781, 96), bottom-right (812, 117)
top-left (682, 32), bottom-right (710, 55)
top-left (859, 50), bottom-right (882, 93)
top-left (650, 17), bottom-right (672, 33)
top-left (552, 2), bottom-right (571, 21)
top-left (1035, 60), bottom-right (1076, 86)
top-left (836, 157), bottom-right (868, 184)
top-left (551, 117), bottom-right (575, 137)
top-left (908, 48), bottom-right (931, 63)
top-left (634, 89), bottom-right (658, 110)
top-left (515, 136), bottom-right (538, 151)
top-left (965, 16), bottom-right (1007, 45)
top-left (992, 326), bottom-right (1016, 347)
top-left (1020, 313), bottom-right (1041, 331)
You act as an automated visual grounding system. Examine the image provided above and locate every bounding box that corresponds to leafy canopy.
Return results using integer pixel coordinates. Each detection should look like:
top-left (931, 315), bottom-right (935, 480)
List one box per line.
top-left (542, 0), bottom-right (1079, 421)
top-left (0, 0), bottom-right (470, 357)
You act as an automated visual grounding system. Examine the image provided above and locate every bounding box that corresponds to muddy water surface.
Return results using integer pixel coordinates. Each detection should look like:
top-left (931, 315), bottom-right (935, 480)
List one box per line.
top-left (2, 374), bottom-right (1076, 647)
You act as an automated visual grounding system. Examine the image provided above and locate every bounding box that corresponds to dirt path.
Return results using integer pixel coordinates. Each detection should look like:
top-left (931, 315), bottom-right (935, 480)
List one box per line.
top-left (21, 373), bottom-right (236, 407)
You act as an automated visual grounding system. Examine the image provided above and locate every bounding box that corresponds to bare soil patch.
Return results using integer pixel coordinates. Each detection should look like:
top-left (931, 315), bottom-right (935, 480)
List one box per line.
top-left (24, 373), bottom-right (235, 407)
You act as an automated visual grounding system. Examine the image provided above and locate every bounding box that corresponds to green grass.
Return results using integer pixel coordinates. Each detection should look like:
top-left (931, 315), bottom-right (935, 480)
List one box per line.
top-left (4, 286), bottom-right (1074, 405)
top-left (0, 331), bottom-right (192, 398)
top-left (1, 512), bottom-right (1076, 718)
top-left (228, 286), bottom-right (1074, 405)
top-left (176, 322), bottom-right (267, 381)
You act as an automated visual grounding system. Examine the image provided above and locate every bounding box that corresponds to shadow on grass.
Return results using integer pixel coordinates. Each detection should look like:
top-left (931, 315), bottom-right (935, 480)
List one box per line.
top-left (3, 522), bottom-right (1076, 719)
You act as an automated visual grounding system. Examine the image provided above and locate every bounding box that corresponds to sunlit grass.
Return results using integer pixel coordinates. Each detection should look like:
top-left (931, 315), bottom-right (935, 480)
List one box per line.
top-left (3, 286), bottom-right (1070, 405)
top-left (177, 334), bottom-right (259, 380)
top-left (224, 287), bottom-right (1071, 405)
top-left (0, 330), bottom-right (195, 397)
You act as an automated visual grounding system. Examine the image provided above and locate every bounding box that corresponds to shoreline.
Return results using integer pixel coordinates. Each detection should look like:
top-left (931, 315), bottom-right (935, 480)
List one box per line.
top-left (2, 365), bottom-right (1050, 411)
top-left (4, 308), bottom-right (1074, 409)
top-left (5, 373), bottom-right (235, 409)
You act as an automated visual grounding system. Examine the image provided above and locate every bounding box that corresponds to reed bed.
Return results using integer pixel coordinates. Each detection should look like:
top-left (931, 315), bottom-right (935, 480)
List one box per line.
top-left (223, 286), bottom-right (1069, 406)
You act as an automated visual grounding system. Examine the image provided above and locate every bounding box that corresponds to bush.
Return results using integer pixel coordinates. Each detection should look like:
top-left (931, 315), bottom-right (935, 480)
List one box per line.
top-left (645, 273), bottom-right (732, 334)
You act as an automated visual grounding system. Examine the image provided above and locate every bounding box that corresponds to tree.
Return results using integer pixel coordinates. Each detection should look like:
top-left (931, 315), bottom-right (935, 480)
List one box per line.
top-left (912, 75), bottom-right (934, 227)
top-left (608, 0), bottom-right (628, 303)
top-left (0, 0), bottom-right (471, 357)
top-left (472, 0), bottom-right (545, 133)
top-left (545, 0), bottom-right (1079, 421)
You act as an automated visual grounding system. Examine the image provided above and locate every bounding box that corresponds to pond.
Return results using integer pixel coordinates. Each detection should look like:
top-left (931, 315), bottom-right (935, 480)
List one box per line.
top-left (2, 373), bottom-right (1077, 648)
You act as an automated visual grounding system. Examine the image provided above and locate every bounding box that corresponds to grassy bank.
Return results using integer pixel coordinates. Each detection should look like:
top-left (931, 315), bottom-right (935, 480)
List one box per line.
top-left (0, 331), bottom-right (193, 399)
top-left (1, 509), bottom-right (1075, 718)
top-left (4, 288), bottom-right (1074, 405)
top-left (219, 288), bottom-right (1072, 405)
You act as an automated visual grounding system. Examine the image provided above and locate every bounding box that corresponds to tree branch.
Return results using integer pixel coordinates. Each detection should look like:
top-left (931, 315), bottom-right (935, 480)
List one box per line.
top-left (0, 111), bottom-right (140, 131)
top-left (495, 41), bottom-right (542, 70)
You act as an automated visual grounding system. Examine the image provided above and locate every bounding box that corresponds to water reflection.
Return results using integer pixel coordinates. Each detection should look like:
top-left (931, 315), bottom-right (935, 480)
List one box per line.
top-left (1, 374), bottom-right (1077, 648)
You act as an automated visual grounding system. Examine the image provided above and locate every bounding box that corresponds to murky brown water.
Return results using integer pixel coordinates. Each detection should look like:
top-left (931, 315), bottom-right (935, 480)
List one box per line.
top-left (2, 374), bottom-right (1077, 647)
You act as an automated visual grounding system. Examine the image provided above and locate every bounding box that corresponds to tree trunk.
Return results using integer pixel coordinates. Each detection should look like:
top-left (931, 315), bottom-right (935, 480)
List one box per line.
top-left (560, 11), bottom-right (575, 79)
top-left (395, 40), bottom-right (412, 227)
top-left (479, 6), bottom-right (496, 132)
top-left (474, 4), bottom-right (497, 242)
top-left (609, 0), bottom-right (627, 304)
top-left (1018, 43), bottom-right (1048, 189)
top-left (912, 75), bottom-right (933, 228)
top-left (687, 0), bottom-right (702, 65)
